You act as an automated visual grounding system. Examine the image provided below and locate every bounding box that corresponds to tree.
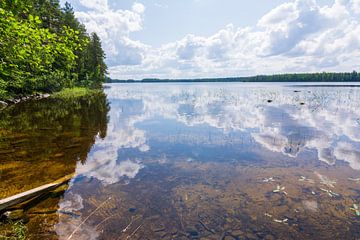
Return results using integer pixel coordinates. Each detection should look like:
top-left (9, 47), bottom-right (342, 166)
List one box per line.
top-left (81, 33), bottom-right (107, 88)
top-left (0, 1), bottom-right (108, 100)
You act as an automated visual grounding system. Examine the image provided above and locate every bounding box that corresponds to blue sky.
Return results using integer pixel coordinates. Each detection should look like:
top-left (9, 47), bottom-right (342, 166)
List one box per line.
top-left (63, 0), bottom-right (360, 79)
top-left (120, 0), bottom-right (290, 46)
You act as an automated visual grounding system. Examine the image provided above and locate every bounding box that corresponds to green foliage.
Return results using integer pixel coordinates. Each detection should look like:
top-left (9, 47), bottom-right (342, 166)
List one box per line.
top-left (0, 1), bottom-right (107, 100)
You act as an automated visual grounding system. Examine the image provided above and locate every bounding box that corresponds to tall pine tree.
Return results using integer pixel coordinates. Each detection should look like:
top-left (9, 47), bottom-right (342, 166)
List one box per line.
top-left (84, 33), bottom-right (107, 88)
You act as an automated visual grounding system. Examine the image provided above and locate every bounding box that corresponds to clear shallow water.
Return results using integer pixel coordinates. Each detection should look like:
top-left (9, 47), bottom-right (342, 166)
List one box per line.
top-left (1, 83), bottom-right (360, 239)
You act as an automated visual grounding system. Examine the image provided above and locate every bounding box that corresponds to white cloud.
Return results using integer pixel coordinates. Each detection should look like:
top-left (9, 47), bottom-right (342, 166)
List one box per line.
top-left (78, 0), bottom-right (108, 11)
top-left (132, 2), bottom-right (145, 13)
top-left (352, 0), bottom-right (360, 13)
top-left (75, 2), bottom-right (147, 66)
top-left (257, 0), bottom-right (331, 56)
top-left (72, 0), bottom-right (360, 79)
top-left (154, 3), bottom-right (169, 9)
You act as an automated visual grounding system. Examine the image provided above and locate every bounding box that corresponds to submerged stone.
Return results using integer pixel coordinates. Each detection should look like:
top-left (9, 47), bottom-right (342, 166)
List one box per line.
top-left (4, 209), bottom-right (26, 221)
top-left (129, 207), bottom-right (137, 213)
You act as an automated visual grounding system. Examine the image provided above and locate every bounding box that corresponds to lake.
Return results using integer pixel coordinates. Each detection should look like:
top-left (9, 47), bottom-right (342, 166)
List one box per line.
top-left (1, 83), bottom-right (360, 239)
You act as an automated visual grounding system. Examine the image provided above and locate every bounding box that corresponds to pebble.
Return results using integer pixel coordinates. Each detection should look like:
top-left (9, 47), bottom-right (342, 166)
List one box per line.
top-left (3, 93), bottom-right (51, 106)
top-left (186, 228), bottom-right (199, 237)
top-left (224, 236), bottom-right (235, 240)
top-left (128, 207), bottom-right (137, 213)
top-left (264, 234), bottom-right (275, 240)
top-left (230, 230), bottom-right (243, 236)
top-left (246, 232), bottom-right (257, 239)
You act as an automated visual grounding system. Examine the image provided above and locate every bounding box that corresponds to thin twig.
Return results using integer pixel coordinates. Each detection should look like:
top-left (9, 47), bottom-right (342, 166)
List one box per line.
top-left (122, 216), bottom-right (141, 233)
top-left (67, 197), bottom-right (112, 240)
top-left (198, 219), bottom-right (215, 234)
top-left (95, 215), bottom-right (116, 230)
top-left (126, 224), bottom-right (142, 240)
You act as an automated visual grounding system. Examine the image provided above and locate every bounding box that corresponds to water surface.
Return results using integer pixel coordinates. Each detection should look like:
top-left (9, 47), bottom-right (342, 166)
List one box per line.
top-left (1, 83), bottom-right (360, 239)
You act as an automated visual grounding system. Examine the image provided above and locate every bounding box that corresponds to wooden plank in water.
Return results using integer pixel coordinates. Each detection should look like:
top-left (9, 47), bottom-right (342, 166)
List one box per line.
top-left (0, 174), bottom-right (74, 212)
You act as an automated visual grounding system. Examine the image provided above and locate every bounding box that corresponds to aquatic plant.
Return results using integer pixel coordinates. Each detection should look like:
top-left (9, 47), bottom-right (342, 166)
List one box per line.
top-left (319, 188), bottom-right (339, 197)
top-left (273, 218), bottom-right (288, 224)
top-left (298, 176), bottom-right (315, 184)
top-left (262, 177), bottom-right (275, 183)
top-left (350, 204), bottom-right (360, 217)
top-left (273, 185), bottom-right (287, 195)
top-left (315, 172), bottom-right (337, 188)
top-left (348, 177), bottom-right (360, 183)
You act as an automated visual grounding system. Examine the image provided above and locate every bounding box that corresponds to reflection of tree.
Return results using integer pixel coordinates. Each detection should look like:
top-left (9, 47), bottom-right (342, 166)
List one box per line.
top-left (0, 92), bottom-right (110, 198)
top-left (0, 92), bottom-right (110, 239)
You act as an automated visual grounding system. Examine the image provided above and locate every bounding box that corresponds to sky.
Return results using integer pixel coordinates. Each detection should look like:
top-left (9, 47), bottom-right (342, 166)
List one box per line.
top-left (61, 0), bottom-right (360, 79)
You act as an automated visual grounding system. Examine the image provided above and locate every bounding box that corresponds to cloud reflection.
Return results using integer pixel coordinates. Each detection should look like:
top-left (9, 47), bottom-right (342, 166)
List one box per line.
top-left (55, 83), bottom-right (360, 239)
top-left (72, 97), bottom-right (148, 185)
top-left (103, 84), bottom-right (360, 170)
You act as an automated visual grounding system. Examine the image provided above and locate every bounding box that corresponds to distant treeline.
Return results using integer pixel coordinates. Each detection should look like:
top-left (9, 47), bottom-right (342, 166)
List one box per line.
top-left (107, 72), bottom-right (360, 83)
top-left (0, 0), bottom-right (107, 100)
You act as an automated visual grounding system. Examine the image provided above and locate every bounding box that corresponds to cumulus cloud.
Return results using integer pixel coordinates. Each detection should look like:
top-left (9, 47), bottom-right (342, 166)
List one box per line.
top-left (72, 0), bottom-right (360, 79)
top-left (78, 0), bottom-right (108, 11)
top-left (74, 1), bottom-right (147, 66)
top-left (352, 0), bottom-right (360, 13)
top-left (257, 0), bottom-right (330, 56)
top-left (106, 0), bottom-right (360, 79)
top-left (132, 2), bottom-right (145, 14)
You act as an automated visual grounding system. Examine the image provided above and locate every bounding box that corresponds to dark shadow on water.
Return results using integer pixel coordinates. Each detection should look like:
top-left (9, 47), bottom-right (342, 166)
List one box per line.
top-left (0, 92), bottom-right (109, 239)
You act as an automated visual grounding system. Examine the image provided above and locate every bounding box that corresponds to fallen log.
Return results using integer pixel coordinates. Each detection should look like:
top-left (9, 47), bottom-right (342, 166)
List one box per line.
top-left (0, 174), bottom-right (74, 212)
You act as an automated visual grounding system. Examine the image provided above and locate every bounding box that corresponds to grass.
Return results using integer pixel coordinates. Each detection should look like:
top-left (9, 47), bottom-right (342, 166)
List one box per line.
top-left (11, 221), bottom-right (27, 240)
top-left (0, 87), bottom-right (104, 103)
top-left (0, 221), bottom-right (27, 240)
top-left (50, 87), bottom-right (103, 99)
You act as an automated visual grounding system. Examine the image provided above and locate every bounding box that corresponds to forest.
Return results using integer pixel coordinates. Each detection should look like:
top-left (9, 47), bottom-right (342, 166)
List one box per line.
top-left (108, 71), bottom-right (360, 83)
top-left (0, 0), bottom-right (107, 100)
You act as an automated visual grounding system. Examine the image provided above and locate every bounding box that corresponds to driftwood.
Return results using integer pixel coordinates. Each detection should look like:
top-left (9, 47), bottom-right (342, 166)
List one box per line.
top-left (0, 174), bottom-right (74, 212)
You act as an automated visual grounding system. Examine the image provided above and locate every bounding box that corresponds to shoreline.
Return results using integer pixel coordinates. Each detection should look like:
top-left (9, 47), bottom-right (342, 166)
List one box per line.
top-left (0, 87), bottom-right (104, 109)
top-left (0, 93), bottom-right (51, 109)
